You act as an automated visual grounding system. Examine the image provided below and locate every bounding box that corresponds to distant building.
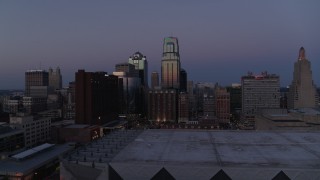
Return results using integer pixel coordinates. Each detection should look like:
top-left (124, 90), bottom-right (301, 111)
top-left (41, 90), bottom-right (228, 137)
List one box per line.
top-left (241, 72), bottom-right (280, 116)
top-left (178, 92), bottom-right (189, 123)
top-left (161, 37), bottom-right (181, 89)
top-left (128, 51), bottom-right (148, 87)
top-left (25, 70), bottom-right (49, 97)
top-left (288, 47), bottom-right (317, 109)
top-left (112, 71), bottom-right (141, 115)
top-left (10, 114), bottom-right (51, 148)
top-left (148, 89), bottom-right (178, 123)
top-left (75, 70), bottom-right (121, 125)
top-left (48, 67), bottom-right (62, 92)
top-left (202, 95), bottom-right (215, 121)
top-left (180, 69), bottom-right (187, 92)
top-left (214, 87), bottom-right (230, 124)
top-left (151, 71), bottom-right (159, 89)
top-left (115, 63), bottom-right (138, 77)
top-left (226, 83), bottom-right (242, 113)
top-left (22, 96), bottom-right (47, 114)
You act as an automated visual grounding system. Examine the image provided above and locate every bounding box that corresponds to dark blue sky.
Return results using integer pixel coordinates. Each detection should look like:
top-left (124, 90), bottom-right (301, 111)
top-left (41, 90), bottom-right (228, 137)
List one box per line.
top-left (1, 0), bottom-right (320, 89)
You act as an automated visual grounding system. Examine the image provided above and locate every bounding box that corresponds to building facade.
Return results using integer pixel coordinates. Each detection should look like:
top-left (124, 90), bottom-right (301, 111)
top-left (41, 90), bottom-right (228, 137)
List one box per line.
top-left (148, 89), bottom-right (178, 123)
top-left (75, 70), bottom-right (121, 125)
top-left (128, 52), bottom-right (148, 87)
top-left (48, 67), bottom-right (62, 91)
top-left (178, 92), bottom-right (189, 123)
top-left (151, 71), bottom-right (159, 89)
top-left (214, 87), bottom-right (230, 124)
top-left (288, 47), bottom-right (317, 109)
top-left (161, 37), bottom-right (181, 89)
top-left (25, 70), bottom-right (49, 97)
top-left (241, 72), bottom-right (280, 116)
top-left (10, 114), bottom-right (51, 148)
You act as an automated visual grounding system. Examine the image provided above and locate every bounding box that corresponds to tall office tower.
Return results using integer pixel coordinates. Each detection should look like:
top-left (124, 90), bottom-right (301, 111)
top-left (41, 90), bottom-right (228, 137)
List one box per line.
top-left (288, 47), bottom-right (316, 109)
top-left (115, 63), bottom-right (138, 77)
top-left (180, 69), bottom-right (187, 92)
top-left (128, 52), bottom-right (148, 87)
top-left (75, 70), bottom-right (121, 125)
top-left (151, 72), bottom-right (159, 89)
top-left (48, 67), bottom-right (62, 91)
top-left (214, 87), bottom-right (230, 124)
top-left (148, 89), bottom-right (178, 123)
top-left (161, 37), bottom-right (181, 89)
top-left (113, 63), bottom-right (141, 114)
top-left (25, 70), bottom-right (49, 97)
top-left (241, 72), bottom-right (280, 116)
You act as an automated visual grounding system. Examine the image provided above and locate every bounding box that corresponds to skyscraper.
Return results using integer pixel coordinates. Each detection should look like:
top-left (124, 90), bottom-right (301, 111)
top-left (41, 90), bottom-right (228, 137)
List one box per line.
top-left (180, 69), bottom-right (187, 92)
top-left (128, 52), bottom-right (148, 87)
top-left (161, 37), bottom-right (180, 89)
top-left (151, 71), bottom-right (159, 89)
top-left (288, 47), bottom-right (317, 109)
top-left (25, 70), bottom-right (49, 97)
top-left (48, 67), bottom-right (62, 91)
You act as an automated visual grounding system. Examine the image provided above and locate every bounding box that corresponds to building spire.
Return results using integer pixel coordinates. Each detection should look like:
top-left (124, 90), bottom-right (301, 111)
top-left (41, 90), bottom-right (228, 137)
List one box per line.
top-left (298, 47), bottom-right (306, 60)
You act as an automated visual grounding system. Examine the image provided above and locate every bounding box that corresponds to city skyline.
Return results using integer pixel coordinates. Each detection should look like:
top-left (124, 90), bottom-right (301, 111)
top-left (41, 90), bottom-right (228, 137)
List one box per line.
top-left (1, 1), bottom-right (320, 89)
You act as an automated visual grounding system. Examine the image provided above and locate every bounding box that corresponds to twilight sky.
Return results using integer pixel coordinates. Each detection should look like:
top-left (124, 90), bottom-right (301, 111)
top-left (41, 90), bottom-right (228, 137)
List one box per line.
top-left (0, 0), bottom-right (320, 89)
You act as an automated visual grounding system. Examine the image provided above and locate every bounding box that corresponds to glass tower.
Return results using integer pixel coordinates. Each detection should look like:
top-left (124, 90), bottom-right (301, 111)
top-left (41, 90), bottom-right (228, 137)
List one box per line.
top-left (161, 37), bottom-right (180, 89)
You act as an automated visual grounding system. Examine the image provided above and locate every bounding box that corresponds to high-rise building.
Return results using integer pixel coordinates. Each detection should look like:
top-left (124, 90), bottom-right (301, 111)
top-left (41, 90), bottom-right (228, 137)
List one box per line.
top-left (148, 89), bottom-right (178, 123)
top-left (226, 83), bottom-right (242, 113)
top-left (25, 70), bottom-right (49, 97)
top-left (128, 52), bottom-right (148, 87)
top-left (49, 67), bottom-right (62, 91)
top-left (288, 47), bottom-right (317, 109)
top-left (180, 69), bottom-right (187, 92)
top-left (161, 37), bottom-right (181, 89)
top-left (75, 70), bottom-right (121, 125)
top-left (115, 63), bottom-right (138, 77)
top-left (151, 72), bottom-right (159, 89)
top-left (214, 87), bottom-right (230, 124)
top-left (178, 92), bottom-right (189, 123)
top-left (241, 72), bottom-right (280, 116)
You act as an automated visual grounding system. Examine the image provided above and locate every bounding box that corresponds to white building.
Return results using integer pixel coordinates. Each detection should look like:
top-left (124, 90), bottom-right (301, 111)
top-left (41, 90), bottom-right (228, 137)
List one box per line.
top-left (10, 114), bottom-right (51, 148)
top-left (241, 71), bottom-right (280, 116)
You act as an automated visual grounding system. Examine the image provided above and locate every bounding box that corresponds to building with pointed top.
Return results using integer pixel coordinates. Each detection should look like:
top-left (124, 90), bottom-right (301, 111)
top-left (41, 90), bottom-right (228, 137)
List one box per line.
top-left (288, 47), bottom-right (317, 109)
top-left (161, 37), bottom-right (181, 89)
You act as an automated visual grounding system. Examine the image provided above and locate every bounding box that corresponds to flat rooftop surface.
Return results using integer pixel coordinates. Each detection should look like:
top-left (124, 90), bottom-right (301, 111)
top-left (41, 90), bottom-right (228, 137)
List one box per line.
top-left (112, 129), bottom-right (320, 169)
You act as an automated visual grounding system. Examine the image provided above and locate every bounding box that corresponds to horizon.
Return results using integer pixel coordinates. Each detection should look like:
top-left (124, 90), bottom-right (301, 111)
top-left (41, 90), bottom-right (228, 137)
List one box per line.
top-left (1, 1), bottom-right (320, 89)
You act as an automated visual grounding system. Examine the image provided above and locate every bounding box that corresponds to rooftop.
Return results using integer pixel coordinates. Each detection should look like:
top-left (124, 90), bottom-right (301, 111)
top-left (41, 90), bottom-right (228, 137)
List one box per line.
top-left (0, 143), bottom-right (72, 176)
top-left (62, 129), bottom-right (320, 179)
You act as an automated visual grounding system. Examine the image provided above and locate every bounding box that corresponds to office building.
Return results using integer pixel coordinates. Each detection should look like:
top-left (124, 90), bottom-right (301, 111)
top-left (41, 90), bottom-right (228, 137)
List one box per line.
top-left (180, 69), bottom-right (187, 92)
top-left (214, 87), bottom-right (230, 124)
top-left (25, 70), bottom-right (49, 97)
top-left (10, 114), bottom-right (51, 148)
top-left (148, 89), bottom-right (178, 123)
top-left (241, 72), bottom-right (280, 116)
top-left (178, 92), bottom-right (189, 123)
top-left (48, 67), bottom-right (62, 91)
top-left (161, 37), bottom-right (181, 89)
top-left (115, 63), bottom-right (138, 77)
top-left (151, 71), bottom-right (159, 89)
top-left (75, 70), bottom-right (121, 125)
top-left (288, 47), bottom-right (317, 109)
top-left (0, 124), bottom-right (24, 153)
top-left (226, 83), bottom-right (242, 113)
top-left (128, 51), bottom-right (148, 87)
